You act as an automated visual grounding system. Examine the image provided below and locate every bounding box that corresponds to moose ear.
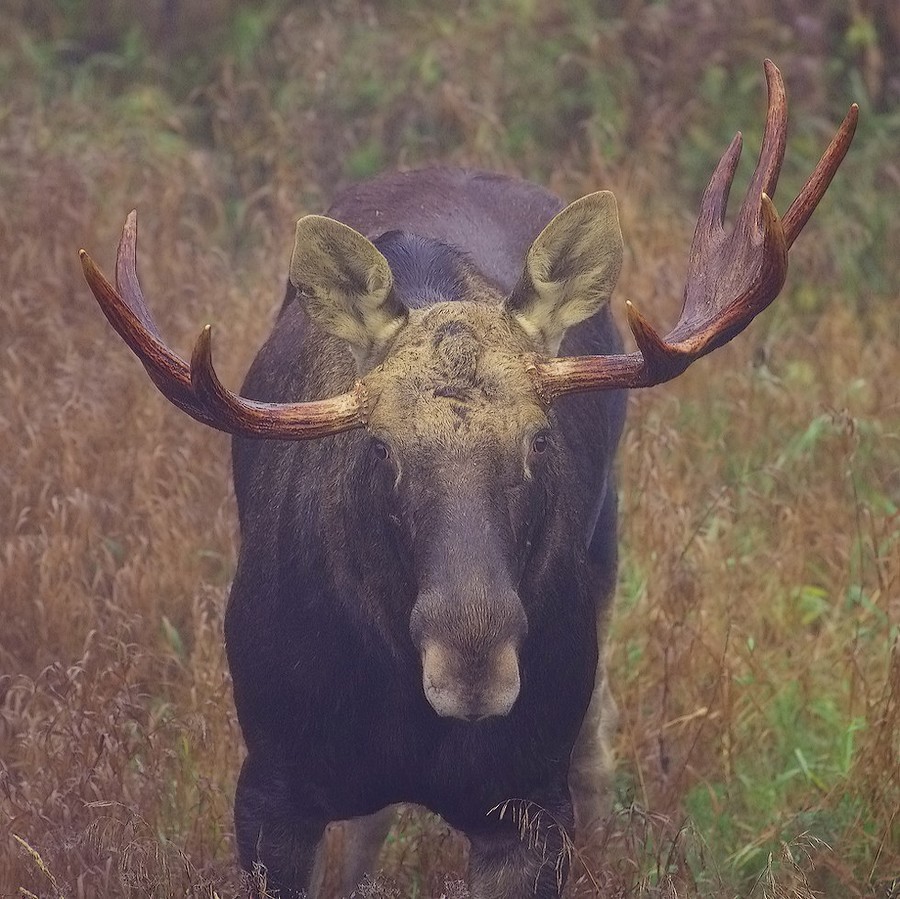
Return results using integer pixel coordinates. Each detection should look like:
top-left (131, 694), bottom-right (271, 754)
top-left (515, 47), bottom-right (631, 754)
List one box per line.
top-left (290, 215), bottom-right (407, 370)
top-left (507, 191), bottom-right (623, 356)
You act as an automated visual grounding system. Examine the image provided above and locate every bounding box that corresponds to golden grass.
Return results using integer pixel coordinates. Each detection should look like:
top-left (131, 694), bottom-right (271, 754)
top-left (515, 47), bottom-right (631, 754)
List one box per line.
top-left (1, 4), bottom-right (898, 897)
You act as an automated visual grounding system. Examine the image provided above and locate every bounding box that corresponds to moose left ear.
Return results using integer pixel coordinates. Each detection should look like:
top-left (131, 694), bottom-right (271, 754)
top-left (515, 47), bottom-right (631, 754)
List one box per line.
top-left (290, 215), bottom-right (407, 370)
top-left (506, 191), bottom-right (623, 356)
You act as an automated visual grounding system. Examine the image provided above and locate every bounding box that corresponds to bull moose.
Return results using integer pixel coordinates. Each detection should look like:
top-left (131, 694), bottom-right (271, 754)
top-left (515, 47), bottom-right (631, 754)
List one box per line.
top-left (81, 62), bottom-right (856, 898)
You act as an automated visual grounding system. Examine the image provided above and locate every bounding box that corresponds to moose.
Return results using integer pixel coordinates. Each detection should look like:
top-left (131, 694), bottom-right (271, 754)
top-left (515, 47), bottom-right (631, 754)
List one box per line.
top-left (81, 62), bottom-right (855, 898)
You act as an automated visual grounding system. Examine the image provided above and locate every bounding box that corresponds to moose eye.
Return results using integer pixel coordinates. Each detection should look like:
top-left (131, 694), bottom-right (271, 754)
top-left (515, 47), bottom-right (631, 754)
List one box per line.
top-left (372, 439), bottom-right (390, 461)
top-left (531, 433), bottom-right (550, 455)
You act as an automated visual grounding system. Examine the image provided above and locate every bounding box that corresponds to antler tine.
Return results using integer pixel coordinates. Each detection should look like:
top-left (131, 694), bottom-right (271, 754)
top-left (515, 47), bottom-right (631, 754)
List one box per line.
top-left (115, 211), bottom-right (163, 339)
top-left (783, 102), bottom-right (859, 247)
top-left (190, 326), bottom-right (369, 440)
top-left (80, 220), bottom-right (215, 426)
top-left (692, 60), bottom-right (786, 261)
top-left (740, 60), bottom-right (788, 218)
top-left (693, 132), bottom-right (743, 251)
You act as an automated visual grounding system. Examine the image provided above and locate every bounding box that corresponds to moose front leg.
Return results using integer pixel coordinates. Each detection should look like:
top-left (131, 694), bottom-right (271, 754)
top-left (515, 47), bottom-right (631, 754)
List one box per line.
top-left (235, 753), bottom-right (327, 898)
top-left (569, 661), bottom-right (618, 838)
top-left (466, 793), bottom-right (574, 899)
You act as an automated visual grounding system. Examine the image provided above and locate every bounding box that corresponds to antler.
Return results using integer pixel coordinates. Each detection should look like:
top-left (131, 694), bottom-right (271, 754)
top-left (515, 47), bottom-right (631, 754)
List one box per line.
top-left (531, 60), bottom-right (858, 402)
top-left (80, 211), bottom-right (368, 439)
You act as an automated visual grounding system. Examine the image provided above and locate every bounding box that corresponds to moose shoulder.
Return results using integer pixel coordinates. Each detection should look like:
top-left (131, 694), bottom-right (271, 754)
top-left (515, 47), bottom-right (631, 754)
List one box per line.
top-left (81, 62), bottom-right (856, 899)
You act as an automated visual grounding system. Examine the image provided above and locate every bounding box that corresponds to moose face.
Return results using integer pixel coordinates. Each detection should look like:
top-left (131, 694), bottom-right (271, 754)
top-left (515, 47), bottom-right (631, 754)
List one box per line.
top-left (288, 200), bottom-right (623, 720)
top-left (363, 303), bottom-right (550, 719)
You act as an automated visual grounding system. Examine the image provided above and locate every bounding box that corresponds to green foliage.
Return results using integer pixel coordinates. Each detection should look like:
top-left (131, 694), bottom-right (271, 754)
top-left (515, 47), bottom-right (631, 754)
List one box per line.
top-left (8, 0), bottom-right (896, 304)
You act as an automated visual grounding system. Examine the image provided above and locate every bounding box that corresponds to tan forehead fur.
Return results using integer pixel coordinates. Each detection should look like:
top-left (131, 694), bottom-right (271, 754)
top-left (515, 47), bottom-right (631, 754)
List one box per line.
top-left (363, 301), bottom-right (547, 448)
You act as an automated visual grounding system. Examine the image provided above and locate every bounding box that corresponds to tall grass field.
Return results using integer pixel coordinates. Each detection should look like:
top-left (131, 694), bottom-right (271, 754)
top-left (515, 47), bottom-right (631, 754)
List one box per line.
top-left (1, 2), bottom-right (897, 896)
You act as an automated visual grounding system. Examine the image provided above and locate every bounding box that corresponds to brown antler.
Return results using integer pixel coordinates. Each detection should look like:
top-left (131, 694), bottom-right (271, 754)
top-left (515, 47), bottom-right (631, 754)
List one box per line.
top-left (531, 60), bottom-right (858, 402)
top-left (80, 211), bottom-right (368, 439)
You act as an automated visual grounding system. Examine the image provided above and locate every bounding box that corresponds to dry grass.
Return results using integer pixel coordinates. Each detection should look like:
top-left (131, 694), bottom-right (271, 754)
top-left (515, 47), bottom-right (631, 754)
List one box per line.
top-left (1, 3), bottom-right (898, 897)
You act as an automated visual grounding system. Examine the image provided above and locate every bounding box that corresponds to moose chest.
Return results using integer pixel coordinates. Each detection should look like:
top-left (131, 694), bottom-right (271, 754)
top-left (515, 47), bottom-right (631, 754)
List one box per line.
top-left (275, 633), bottom-right (592, 828)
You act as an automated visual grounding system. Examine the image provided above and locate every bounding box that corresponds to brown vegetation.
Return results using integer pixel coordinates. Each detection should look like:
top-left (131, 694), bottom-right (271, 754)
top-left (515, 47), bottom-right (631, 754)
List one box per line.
top-left (1, 2), bottom-right (897, 897)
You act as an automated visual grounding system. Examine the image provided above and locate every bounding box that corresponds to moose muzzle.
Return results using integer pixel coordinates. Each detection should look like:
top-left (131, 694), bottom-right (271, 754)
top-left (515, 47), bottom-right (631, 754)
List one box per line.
top-left (421, 639), bottom-right (520, 721)
top-left (411, 587), bottom-right (527, 721)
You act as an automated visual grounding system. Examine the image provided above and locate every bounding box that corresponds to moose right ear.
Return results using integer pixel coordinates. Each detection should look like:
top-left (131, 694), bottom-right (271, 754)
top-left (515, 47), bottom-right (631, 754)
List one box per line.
top-left (290, 215), bottom-right (407, 370)
top-left (507, 192), bottom-right (623, 356)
